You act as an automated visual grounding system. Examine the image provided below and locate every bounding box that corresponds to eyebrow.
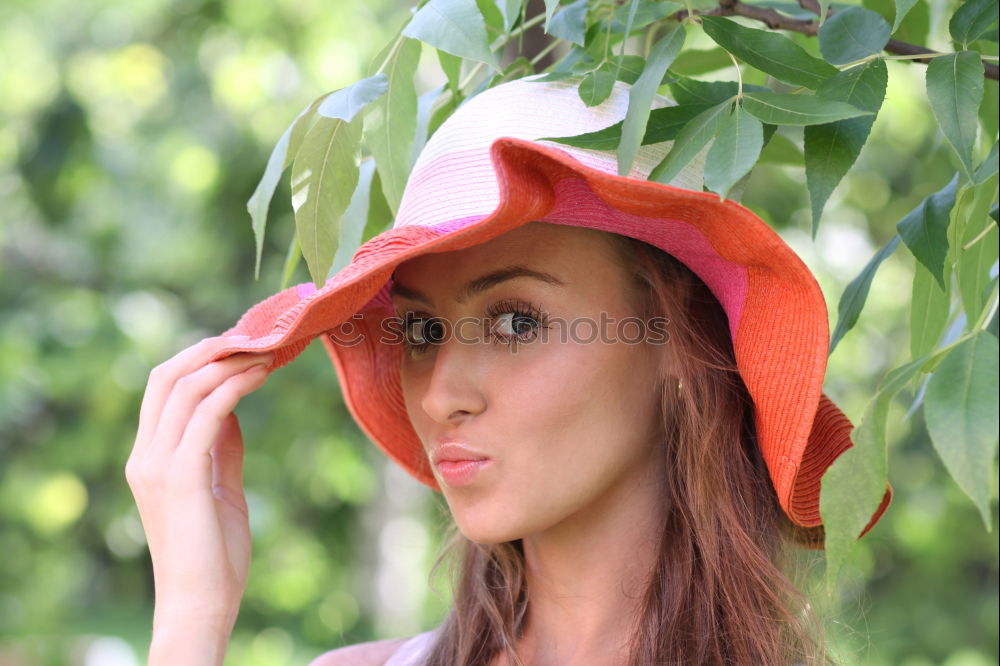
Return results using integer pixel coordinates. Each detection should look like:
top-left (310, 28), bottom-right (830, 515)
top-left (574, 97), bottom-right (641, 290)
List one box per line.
top-left (389, 265), bottom-right (566, 306)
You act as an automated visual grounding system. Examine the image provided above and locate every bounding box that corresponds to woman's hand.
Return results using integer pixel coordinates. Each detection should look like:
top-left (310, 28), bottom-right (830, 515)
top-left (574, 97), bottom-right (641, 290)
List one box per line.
top-left (125, 336), bottom-right (273, 664)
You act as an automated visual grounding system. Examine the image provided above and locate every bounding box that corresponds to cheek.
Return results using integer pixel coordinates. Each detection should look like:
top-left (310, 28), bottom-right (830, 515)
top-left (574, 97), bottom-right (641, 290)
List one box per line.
top-left (503, 342), bottom-right (659, 466)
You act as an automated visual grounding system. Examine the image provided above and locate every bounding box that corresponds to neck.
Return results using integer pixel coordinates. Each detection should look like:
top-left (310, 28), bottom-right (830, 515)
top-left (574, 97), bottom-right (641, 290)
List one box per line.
top-left (516, 459), bottom-right (666, 665)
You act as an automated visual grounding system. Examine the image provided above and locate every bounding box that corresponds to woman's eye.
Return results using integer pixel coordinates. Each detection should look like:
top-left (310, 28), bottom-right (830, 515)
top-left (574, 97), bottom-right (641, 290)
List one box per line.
top-left (486, 299), bottom-right (547, 350)
top-left (402, 316), bottom-right (444, 355)
top-left (492, 312), bottom-right (537, 337)
top-left (400, 300), bottom-right (548, 357)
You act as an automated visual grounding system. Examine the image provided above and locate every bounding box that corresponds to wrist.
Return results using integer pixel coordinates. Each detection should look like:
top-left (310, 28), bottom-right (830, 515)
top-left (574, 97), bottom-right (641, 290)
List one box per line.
top-left (149, 607), bottom-right (239, 666)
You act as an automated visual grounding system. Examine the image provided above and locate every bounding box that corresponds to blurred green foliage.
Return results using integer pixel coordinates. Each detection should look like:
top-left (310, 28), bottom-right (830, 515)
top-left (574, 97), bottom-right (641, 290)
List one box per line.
top-left (0, 0), bottom-right (995, 664)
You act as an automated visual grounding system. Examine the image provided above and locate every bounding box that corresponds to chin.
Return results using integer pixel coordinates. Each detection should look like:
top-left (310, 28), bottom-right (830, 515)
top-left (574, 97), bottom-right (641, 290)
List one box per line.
top-left (449, 500), bottom-right (548, 545)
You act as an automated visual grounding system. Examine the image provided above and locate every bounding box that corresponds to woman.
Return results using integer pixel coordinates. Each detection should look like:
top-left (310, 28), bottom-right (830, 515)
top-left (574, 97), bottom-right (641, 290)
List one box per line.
top-left (126, 78), bottom-right (891, 665)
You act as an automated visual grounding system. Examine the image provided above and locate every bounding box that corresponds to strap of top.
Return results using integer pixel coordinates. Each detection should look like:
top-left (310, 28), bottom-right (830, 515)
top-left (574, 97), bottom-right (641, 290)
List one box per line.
top-left (383, 628), bottom-right (440, 666)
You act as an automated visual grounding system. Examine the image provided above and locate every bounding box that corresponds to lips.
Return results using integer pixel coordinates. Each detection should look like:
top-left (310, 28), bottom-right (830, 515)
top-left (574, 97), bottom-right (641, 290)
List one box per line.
top-left (430, 440), bottom-right (490, 465)
top-left (430, 439), bottom-right (493, 487)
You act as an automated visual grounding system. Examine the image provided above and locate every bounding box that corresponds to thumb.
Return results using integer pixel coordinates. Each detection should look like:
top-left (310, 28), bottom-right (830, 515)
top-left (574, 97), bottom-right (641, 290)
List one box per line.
top-left (211, 413), bottom-right (246, 512)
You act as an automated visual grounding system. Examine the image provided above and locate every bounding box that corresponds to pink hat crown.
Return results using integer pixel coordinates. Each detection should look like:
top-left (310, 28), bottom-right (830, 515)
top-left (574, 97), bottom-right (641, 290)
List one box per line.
top-left (394, 76), bottom-right (704, 233)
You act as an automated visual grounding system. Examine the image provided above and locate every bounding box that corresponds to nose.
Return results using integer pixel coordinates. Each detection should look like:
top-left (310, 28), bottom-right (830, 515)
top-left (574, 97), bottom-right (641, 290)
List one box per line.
top-left (418, 329), bottom-right (487, 426)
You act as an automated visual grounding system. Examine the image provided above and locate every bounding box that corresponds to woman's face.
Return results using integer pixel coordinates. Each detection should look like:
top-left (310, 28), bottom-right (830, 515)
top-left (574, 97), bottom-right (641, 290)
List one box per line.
top-left (392, 222), bottom-right (667, 544)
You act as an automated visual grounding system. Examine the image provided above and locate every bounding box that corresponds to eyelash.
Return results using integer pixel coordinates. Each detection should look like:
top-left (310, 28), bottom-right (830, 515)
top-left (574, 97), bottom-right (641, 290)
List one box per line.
top-left (400, 299), bottom-right (549, 356)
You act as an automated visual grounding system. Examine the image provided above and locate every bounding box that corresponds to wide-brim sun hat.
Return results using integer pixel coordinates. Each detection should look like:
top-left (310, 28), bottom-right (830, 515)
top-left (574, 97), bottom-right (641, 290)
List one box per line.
top-left (212, 76), bottom-right (891, 543)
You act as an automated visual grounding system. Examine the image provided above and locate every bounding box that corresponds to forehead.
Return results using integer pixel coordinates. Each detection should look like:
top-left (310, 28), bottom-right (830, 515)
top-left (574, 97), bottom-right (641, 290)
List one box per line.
top-left (390, 222), bottom-right (627, 301)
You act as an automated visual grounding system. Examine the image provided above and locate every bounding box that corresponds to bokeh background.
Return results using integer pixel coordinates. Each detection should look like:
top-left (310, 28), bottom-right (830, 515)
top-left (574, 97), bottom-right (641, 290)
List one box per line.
top-left (0, 0), bottom-right (996, 664)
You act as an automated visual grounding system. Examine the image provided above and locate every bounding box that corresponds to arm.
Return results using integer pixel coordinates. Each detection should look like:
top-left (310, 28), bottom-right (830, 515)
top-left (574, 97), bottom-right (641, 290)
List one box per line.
top-left (125, 336), bottom-right (273, 665)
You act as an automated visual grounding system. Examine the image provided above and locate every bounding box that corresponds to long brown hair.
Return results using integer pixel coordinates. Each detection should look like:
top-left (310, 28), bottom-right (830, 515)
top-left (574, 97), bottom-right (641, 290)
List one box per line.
top-left (422, 230), bottom-right (824, 665)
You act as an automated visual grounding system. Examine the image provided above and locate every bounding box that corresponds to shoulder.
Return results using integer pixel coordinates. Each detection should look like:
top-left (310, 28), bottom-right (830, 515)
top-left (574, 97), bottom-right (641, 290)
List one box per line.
top-left (308, 637), bottom-right (411, 666)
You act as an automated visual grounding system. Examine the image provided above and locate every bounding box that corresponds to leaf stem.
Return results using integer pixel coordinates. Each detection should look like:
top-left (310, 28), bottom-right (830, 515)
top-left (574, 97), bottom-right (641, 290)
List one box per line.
top-left (727, 49), bottom-right (743, 98)
top-left (459, 61), bottom-right (488, 91)
top-left (678, 0), bottom-right (999, 80)
top-left (961, 220), bottom-right (998, 251)
top-left (919, 282), bottom-right (999, 372)
top-left (530, 38), bottom-right (563, 67)
top-left (642, 25), bottom-right (656, 59)
top-left (497, 11), bottom-right (547, 46)
top-left (488, 11), bottom-right (547, 57)
top-left (373, 35), bottom-right (405, 77)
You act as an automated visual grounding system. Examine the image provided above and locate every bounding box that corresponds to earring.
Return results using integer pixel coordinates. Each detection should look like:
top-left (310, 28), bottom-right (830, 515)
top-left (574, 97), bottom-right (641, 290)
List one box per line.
top-left (677, 379), bottom-right (683, 395)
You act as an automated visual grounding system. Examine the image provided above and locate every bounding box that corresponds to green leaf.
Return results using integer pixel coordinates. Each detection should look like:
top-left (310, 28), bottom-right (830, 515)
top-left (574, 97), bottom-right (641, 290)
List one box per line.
top-left (980, 79), bottom-right (999, 145)
top-left (583, 16), bottom-right (611, 62)
top-left (579, 66), bottom-right (617, 106)
top-left (895, 175), bottom-right (958, 288)
top-left (758, 131), bottom-right (803, 165)
top-left (818, 59), bottom-right (890, 112)
top-left (285, 94), bottom-right (331, 170)
top-left (649, 100), bottom-right (733, 184)
top-left (830, 235), bottom-right (901, 353)
top-left (248, 123), bottom-right (292, 281)
top-left (608, 55), bottom-right (646, 84)
top-left (547, 0), bottom-right (588, 46)
top-left (892, 0), bottom-right (930, 45)
top-left (611, 0), bottom-right (642, 75)
top-left (742, 91), bottom-right (874, 125)
top-left (805, 59), bottom-right (888, 234)
top-left (818, 0), bottom-right (833, 25)
top-left (403, 0), bottom-right (499, 70)
top-left (494, 0), bottom-right (524, 32)
top-left (704, 106), bottom-right (764, 200)
top-left (611, 0), bottom-right (682, 30)
top-left (643, 104), bottom-right (720, 144)
top-left (821, 356), bottom-right (925, 587)
top-left (541, 103), bottom-right (713, 150)
top-left (926, 51), bottom-right (984, 180)
top-left (891, 0), bottom-right (921, 33)
top-left (669, 77), bottom-right (739, 106)
top-left (539, 45), bottom-right (591, 79)
top-left (670, 48), bottom-right (735, 76)
top-left (364, 37), bottom-right (420, 212)
top-left (925, 331), bottom-right (1000, 528)
top-left (950, 0), bottom-right (1000, 46)
top-left (700, 16), bottom-right (838, 89)
top-left (412, 84), bottom-right (446, 167)
top-left (911, 261), bottom-right (952, 359)
top-left (437, 49), bottom-right (462, 93)
top-left (291, 114), bottom-right (363, 287)
top-left (975, 140), bottom-right (999, 184)
top-left (329, 159), bottom-right (377, 277)
top-left (363, 39), bottom-right (420, 216)
top-left (953, 176), bottom-right (1000, 321)
top-left (280, 230), bottom-right (301, 290)
top-left (363, 169), bottom-right (395, 243)
top-left (618, 23), bottom-right (686, 176)
top-left (317, 74), bottom-right (389, 121)
top-left (818, 7), bottom-right (891, 65)
top-left (476, 0), bottom-right (505, 35)
top-left (543, 0), bottom-right (560, 26)
top-left (248, 93), bottom-right (335, 278)
top-left (614, 0), bottom-right (640, 81)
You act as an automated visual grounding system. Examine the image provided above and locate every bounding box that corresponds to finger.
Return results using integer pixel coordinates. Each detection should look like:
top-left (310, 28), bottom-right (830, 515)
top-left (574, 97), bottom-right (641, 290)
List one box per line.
top-left (176, 363), bottom-right (270, 464)
top-left (135, 336), bottom-right (252, 448)
top-left (211, 413), bottom-right (246, 512)
top-left (146, 353), bottom-right (272, 459)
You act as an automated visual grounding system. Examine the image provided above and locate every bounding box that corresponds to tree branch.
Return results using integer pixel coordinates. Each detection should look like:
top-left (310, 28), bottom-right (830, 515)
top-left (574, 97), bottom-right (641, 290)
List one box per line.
top-left (678, 0), bottom-right (999, 81)
top-left (796, 0), bottom-right (999, 80)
